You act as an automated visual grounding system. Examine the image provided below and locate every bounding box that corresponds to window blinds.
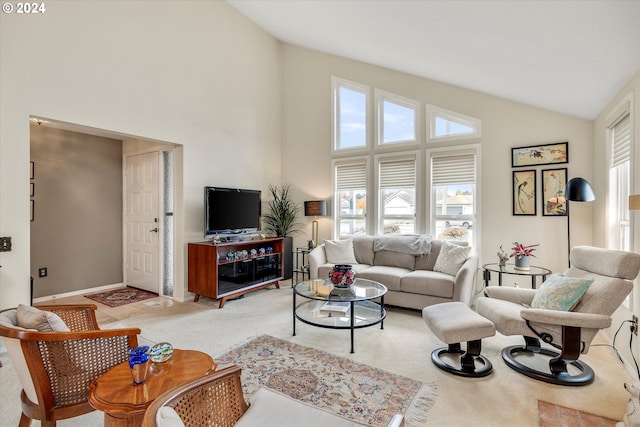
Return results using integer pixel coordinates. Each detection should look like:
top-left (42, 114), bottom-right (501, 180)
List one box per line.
top-left (611, 113), bottom-right (631, 168)
top-left (431, 152), bottom-right (476, 185)
top-left (336, 161), bottom-right (367, 190)
top-left (379, 158), bottom-right (416, 189)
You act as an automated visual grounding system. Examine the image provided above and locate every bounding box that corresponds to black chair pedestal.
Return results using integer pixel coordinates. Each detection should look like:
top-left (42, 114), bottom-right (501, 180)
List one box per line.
top-left (431, 340), bottom-right (493, 378)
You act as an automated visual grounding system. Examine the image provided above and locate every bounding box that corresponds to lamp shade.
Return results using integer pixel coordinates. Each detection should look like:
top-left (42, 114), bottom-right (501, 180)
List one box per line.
top-left (565, 178), bottom-right (595, 202)
top-left (304, 200), bottom-right (327, 217)
top-left (630, 194), bottom-right (640, 211)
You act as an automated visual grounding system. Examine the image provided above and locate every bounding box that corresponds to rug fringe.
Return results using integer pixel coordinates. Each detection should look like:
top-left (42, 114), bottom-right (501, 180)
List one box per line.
top-left (405, 382), bottom-right (438, 427)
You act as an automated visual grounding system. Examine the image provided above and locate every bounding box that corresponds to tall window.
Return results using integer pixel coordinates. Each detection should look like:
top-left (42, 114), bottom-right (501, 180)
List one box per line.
top-left (430, 149), bottom-right (477, 245)
top-left (332, 77), bottom-right (369, 151)
top-left (378, 155), bottom-right (417, 234)
top-left (335, 159), bottom-right (368, 237)
top-left (375, 90), bottom-right (419, 146)
top-left (607, 104), bottom-right (631, 252)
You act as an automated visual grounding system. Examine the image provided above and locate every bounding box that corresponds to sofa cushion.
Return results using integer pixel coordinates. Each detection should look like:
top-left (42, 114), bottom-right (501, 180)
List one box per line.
top-left (324, 239), bottom-right (358, 264)
top-left (156, 407), bottom-right (186, 427)
top-left (531, 274), bottom-right (594, 311)
top-left (16, 304), bottom-right (70, 332)
top-left (373, 250), bottom-right (415, 270)
top-left (357, 266), bottom-right (408, 292)
top-left (235, 387), bottom-right (368, 427)
top-left (432, 242), bottom-right (470, 276)
top-left (401, 271), bottom-right (456, 298)
top-left (352, 235), bottom-right (375, 265)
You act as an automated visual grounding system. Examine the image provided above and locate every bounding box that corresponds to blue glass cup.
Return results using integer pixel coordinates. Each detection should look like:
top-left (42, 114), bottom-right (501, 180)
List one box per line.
top-left (128, 346), bottom-right (150, 385)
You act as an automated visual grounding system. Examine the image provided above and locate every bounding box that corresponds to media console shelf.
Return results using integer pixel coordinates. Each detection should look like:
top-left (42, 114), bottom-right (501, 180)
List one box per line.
top-left (188, 237), bottom-right (284, 308)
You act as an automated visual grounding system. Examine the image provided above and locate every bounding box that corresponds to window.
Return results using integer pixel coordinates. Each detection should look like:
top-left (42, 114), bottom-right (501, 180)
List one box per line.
top-left (332, 77), bottom-right (369, 151)
top-left (375, 90), bottom-right (419, 146)
top-left (377, 154), bottom-right (417, 234)
top-left (427, 105), bottom-right (481, 142)
top-left (607, 101), bottom-right (632, 253)
top-left (429, 148), bottom-right (478, 245)
top-left (335, 159), bottom-right (368, 237)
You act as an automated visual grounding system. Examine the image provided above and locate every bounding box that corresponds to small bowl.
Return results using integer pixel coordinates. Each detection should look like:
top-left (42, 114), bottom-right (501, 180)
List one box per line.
top-left (149, 342), bottom-right (174, 363)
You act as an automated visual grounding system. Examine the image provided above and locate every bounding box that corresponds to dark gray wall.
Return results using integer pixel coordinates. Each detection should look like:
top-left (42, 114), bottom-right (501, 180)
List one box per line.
top-left (30, 125), bottom-right (123, 298)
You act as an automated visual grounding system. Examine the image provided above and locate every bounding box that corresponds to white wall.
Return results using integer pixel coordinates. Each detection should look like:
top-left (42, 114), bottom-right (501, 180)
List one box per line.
top-left (281, 44), bottom-right (594, 276)
top-left (593, 70), bottom-right (640, 374)
top-left (0, 1), bottom-right (283, 308)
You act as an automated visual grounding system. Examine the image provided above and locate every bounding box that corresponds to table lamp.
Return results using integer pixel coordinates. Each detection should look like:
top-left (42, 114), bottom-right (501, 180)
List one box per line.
top-left (304, 200), bottom-right (327, 249)
top-left (565, 177), bottom-right (595, 267)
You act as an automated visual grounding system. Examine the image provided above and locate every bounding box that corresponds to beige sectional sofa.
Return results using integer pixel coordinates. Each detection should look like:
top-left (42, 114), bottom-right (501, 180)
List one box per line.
top-left (308, 235), bottom-right (478, 310)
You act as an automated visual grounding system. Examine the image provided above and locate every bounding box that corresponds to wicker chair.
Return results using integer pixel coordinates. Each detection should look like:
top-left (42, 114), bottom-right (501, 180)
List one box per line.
top-left (0, 304), bottom-right (140, 426)
top-left (143, 364), bottom-right (405, 427)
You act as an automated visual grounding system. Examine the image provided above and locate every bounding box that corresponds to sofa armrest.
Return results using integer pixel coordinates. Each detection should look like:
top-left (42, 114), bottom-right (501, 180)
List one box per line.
top-left (453, 255), bottom-right (478, 306)
top-left (308, 245), bottom-right (327, 279)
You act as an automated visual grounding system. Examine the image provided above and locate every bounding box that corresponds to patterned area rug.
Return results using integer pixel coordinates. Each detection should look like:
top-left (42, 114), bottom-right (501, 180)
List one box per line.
top-left (84, 287), bottom-right (157, 307)
top-left (216, 335), bottom-right (436, 427)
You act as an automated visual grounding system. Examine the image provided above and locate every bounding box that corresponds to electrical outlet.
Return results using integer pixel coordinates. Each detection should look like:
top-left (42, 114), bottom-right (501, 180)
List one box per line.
top-left (0, 236), bottom-right (11, 252)
top-left (38, 267), bottom-right (47, 278)
top-left (633, 315), bottom-right (638, 336)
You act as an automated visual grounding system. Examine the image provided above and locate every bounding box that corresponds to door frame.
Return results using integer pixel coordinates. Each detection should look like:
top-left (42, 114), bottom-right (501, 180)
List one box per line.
top-left (123, 147), bottom-right (176, 297)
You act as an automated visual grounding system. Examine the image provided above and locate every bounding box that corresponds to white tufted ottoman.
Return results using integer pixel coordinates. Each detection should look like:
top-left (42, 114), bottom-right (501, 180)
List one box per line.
top-left (422, 302), bottom-right (496, 377)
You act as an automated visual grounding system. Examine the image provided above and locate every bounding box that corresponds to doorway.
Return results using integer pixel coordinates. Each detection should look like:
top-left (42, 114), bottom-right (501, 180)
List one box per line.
top-left (29, 117), bottom-right (180, 299)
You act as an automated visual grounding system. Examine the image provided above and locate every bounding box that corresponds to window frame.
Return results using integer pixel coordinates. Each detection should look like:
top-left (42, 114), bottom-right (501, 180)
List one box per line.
top-left (426, 104), bottom-right (481, 143)
top-left (374, 89), bottom-right (420, 148)
top-left (332, 76), bottom-right (370, 154)
top-left (333, 157), bottom-right (371, 238)
top-left (375, 152), bottom-right (420, 235)
top-left (426, 144), bottom-right (481, 249)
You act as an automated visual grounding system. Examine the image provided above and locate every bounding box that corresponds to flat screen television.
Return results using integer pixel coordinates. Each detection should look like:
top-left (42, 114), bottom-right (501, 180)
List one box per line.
top-left (204, 187), bottom-right (261, 238)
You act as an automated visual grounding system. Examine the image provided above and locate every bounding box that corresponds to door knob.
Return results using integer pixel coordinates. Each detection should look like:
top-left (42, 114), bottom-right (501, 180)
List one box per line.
top-left (150, 228), bottom-right (158, 233)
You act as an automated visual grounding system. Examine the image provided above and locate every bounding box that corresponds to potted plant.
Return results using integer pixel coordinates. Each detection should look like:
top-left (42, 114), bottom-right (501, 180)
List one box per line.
top-left (262, 184), bottom-right (303, 280)
top-left (510, 241), bottom-right (539, 270)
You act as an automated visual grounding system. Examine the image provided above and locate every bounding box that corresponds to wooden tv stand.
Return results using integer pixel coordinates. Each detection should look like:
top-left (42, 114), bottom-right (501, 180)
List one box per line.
top-left (188, 237), bottom-right (283, 308)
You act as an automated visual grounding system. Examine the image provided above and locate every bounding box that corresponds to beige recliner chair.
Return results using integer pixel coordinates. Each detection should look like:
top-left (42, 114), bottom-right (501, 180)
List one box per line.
top-left (476, 246), bottom-right (640, 386)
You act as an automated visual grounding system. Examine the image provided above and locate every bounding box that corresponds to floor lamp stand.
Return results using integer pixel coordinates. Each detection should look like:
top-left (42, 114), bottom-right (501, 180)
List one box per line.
top-left (311, 218), bottom-right (319, 249)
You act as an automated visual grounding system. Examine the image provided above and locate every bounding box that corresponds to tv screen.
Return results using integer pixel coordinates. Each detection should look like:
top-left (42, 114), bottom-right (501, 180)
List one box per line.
top-left (205, 187), bottom-right (261, 237)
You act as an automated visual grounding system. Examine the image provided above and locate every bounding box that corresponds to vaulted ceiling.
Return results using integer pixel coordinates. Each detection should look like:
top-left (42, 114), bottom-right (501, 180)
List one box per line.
top-left (228, 0), bottom-right (640, 120)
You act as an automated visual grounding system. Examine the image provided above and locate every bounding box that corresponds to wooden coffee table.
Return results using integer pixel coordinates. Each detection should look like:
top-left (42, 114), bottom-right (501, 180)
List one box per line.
top-left (89, 349), bottom-right (216, 426)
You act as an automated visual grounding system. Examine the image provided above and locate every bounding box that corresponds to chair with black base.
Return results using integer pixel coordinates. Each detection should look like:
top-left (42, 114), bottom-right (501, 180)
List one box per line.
top-left (476, 246), bottom-right (640, 386)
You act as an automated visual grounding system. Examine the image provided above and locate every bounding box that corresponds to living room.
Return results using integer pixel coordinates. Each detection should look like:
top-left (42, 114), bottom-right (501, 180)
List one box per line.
top-left (2, 1), bottom-right (640, 426)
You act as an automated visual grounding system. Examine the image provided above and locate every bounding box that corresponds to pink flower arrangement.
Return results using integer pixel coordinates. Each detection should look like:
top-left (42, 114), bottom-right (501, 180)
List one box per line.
top-left (510, 242), bottom-right (539, 258)
top-left (329, 265), bottom-right (356, 286)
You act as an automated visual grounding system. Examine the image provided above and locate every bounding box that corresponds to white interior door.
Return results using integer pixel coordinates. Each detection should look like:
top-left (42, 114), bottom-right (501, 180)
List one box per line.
top-left (125, 151), bottom-right (160, 293)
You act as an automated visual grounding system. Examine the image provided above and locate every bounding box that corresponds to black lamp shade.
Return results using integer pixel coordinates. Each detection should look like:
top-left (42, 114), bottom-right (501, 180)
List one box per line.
top-left (304, 200), bottom-right (327, 217)
top-left (565, 178), bottom-right (595, 202)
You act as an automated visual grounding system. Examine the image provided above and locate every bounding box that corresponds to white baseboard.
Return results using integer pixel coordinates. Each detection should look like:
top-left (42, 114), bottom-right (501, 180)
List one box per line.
top-left (32, 282), bottom-right (125, 304)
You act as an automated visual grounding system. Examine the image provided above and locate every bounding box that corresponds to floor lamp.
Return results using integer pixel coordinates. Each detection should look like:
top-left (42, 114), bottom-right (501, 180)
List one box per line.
top-left (565, 177), bottom-right (595, 267)
top-left (304, 200), bottom-right (327, 249)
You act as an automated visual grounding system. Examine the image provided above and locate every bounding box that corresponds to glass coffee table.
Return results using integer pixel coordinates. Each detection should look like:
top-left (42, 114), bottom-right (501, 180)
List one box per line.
top-left (293, 278), bottom-right (387, 353)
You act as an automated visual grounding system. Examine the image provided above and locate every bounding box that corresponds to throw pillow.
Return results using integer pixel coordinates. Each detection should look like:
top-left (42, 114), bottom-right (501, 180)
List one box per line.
top-left (156, 407), bottom-right (186, 427)
top-left (531, 274), bottom-right (594, 311)
top-left (432, 242), bottom-right (471, 276)
top-left (324, 239), bottom-right (358, 264)
top-left (16, 304), bottom-right (70, 332)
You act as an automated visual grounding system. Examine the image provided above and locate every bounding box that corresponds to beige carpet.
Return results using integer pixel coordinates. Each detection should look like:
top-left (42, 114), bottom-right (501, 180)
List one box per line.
top-left (0, 283), bottom-right (634, 426)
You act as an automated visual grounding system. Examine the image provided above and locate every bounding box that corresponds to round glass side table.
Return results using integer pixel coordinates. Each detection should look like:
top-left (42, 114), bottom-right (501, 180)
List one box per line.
top-left (482, 263), bottom-right (552, 289)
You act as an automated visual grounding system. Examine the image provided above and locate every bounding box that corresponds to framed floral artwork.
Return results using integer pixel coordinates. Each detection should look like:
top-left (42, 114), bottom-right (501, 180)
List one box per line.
top-left (513, 170), bottom-right (536, 216)
top-left (542, 168), bottom-right (567, 216)
top-left (511, 142), bottom-right (568, 167)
